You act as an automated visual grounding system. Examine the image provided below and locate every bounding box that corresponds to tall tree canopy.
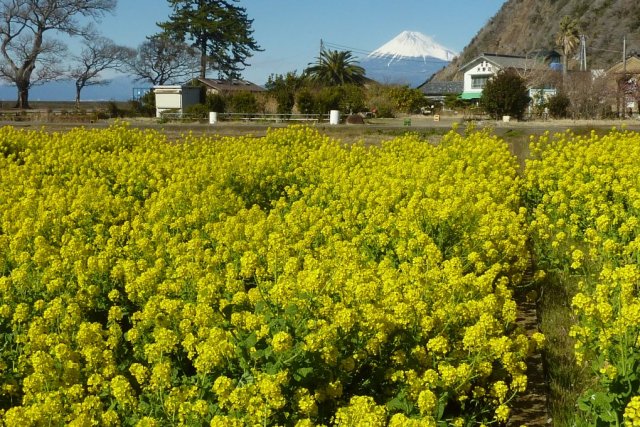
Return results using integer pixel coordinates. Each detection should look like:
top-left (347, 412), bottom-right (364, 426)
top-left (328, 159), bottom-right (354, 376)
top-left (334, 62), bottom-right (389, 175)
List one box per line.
top-left (0, 0), bottom-right (116, 108)
top-left (304, 49), bottom-right (366, 86)
top-left (125, 34), bottom-right (199, 86)
top-left (556, 16), bottom-right (580, 77)
top-left (70, 36), bottom-right (133, 107)
top-left (159, 0), bottom-right (262, 80)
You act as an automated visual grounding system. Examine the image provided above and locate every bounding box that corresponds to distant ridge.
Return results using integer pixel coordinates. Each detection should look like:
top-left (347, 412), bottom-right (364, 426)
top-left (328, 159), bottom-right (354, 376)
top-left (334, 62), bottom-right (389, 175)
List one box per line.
top-left (360, 31), bottom-right (457, 88)
top-left (0, 76), bottom-right (145, 103)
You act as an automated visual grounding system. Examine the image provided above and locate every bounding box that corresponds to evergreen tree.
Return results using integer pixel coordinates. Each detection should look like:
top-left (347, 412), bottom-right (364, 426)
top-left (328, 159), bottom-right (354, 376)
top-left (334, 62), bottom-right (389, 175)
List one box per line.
top-left (479, 69), bottom-right (530, 120)
top-left (304, 49), bottom-right (366, 86)
top-left (265, 72), bottom-right (304, 115)
top-left (556, 16), bottom-right (580, 78)
top-left (159, 0), bottom-right (262, 79)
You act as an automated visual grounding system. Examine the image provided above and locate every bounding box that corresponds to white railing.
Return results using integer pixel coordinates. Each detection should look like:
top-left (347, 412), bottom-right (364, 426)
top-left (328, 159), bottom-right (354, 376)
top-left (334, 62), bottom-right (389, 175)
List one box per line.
top-left (160, 111), bottom-right (329, 123)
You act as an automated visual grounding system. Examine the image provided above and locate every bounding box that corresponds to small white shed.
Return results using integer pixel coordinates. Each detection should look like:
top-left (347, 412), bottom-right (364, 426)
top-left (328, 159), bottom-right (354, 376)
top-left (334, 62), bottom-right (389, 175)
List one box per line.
top-left (153, 85), bottom-right (201, 118)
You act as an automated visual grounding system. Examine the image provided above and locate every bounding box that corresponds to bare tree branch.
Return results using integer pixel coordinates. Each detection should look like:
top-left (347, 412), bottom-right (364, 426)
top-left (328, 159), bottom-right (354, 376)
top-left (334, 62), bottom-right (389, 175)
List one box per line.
top-left (0, 0), bottom-right (116, 108)
top-left (125, 33), bottom-right (199, 86)
top-left (69, 35), bottom-right (133, 107)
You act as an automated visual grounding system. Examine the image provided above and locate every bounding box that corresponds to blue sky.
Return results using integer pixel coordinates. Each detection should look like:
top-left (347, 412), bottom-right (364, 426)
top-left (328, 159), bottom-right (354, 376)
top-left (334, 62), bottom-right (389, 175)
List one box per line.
top-left (101, 0), bottom-right (506, 85)
top-left (0, 0), bottom-right (507, 100)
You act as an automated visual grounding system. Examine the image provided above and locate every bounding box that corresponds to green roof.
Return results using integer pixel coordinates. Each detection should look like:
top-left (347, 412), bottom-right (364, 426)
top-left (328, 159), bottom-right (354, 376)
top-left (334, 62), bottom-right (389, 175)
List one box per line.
top-left (459, 92), bottom-right (482, 100)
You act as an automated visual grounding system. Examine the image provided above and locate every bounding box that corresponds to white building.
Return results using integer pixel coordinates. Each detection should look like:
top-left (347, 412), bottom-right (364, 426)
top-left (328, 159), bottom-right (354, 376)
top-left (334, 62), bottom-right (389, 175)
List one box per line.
top-left (459, 52), bottom-right (560, 101)
top-left (153, 85), bottom-right (201, 118)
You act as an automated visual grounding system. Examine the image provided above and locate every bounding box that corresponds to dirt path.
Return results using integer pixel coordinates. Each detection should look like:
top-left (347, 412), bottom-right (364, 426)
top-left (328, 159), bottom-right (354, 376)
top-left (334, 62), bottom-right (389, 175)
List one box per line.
top-left (507, 283), bottom-right (550, 426)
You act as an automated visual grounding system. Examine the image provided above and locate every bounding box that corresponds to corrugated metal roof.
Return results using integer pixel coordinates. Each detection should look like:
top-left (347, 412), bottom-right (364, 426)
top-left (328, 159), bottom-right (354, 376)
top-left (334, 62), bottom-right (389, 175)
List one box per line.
top-left (197, 77), bottom-right (266, 92)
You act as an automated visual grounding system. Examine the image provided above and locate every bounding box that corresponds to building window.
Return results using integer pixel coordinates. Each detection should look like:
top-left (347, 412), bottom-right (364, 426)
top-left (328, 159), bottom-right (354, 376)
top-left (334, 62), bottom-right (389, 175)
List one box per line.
top-left (471, 75), bottom-right (490, 89)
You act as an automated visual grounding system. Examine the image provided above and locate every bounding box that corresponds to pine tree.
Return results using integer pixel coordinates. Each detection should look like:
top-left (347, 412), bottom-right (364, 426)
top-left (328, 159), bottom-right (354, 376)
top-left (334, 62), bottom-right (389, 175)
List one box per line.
top-left (159, 0), bottom-right (262, 79)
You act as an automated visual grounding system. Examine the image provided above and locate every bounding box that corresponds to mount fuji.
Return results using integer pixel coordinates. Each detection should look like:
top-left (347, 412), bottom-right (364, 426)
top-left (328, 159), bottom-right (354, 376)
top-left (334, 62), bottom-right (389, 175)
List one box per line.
top-left (359, 31), bottom-right (457, 88)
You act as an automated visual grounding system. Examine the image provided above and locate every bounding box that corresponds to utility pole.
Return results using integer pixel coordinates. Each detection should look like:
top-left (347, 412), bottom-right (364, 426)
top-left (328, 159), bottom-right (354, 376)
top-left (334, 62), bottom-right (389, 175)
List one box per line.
top-left (579, 35), bottom-right (587, 71)
top-left (624, 35), bottom-right (627, 74)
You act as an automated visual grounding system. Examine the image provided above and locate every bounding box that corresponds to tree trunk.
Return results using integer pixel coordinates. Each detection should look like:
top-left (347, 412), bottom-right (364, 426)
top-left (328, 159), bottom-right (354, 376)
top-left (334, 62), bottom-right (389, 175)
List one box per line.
top-left (75, 84), bottom-right (82, 110)
top-left (15, 82), bottom-right (30, 109)
top-left (200, 38), bottom-right (207, 79)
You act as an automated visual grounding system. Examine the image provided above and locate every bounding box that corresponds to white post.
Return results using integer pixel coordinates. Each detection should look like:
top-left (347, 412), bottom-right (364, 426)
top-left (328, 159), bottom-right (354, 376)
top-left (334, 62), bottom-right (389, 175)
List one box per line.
top-left (329, 110), bottom-right (340, 125)
top-left (209, 112), bottom-right (217, 124)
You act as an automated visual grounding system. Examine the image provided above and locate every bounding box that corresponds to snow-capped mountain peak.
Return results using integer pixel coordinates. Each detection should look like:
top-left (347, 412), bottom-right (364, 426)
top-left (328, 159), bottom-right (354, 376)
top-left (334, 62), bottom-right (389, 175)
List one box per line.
top-left (368, 30), bottom-right (457, 62)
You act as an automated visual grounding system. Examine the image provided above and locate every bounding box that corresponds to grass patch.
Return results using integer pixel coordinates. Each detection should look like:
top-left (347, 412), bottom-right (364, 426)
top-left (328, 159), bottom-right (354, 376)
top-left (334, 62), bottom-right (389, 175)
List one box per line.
top-left (539, 270), bottom-right (594, 426)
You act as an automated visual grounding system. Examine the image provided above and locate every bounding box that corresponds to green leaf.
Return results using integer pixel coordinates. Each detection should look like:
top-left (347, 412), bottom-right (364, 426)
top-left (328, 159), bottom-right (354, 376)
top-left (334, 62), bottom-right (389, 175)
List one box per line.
top-left (592, 391), bottom-right (613, 407)
top-left (293, 366), bottom-right (314, 381)
top-left (285, 304), bottom-right (298, 316)
top-left (386, 391), bottom-right (410, 412)
top-left (243, 332), bottom-right (257, 348)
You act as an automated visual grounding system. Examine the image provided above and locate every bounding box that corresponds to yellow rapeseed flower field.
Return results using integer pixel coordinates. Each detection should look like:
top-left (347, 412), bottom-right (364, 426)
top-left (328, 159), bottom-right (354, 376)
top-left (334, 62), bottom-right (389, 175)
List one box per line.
top-left (526, 128), bottom-right (640, 425)
top-left (0, 123), bottom-right (533, 425)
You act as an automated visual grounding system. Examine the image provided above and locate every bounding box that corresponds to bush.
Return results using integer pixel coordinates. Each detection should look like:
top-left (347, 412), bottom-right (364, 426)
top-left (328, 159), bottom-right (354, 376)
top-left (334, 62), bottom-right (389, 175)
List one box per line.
top-left (106, 101), bottom-right (122, 118)
top-left (338, 84), bottom-right (366, 114)
top-left (314, 86), bottom-right (342, 114)
top-left (184, 103), bottom-right (211, 119)
top-left (206, 93), bottom-right (226, 113)
top-left (480, 70), bottom-right (530, 120)
top-left (128, 100), bottom-right (155, 118)
top-left (547, 92), bottom-right (571, 119)
top-left (296, 89), bottom-right (315, 115)
top-left (228, 92), bottom-right (258, 114)
top-left (265, 72), bottom-right (303, 115)
top-left (365, 84), bottom-right (428, 117)
top-left (387, 85), bottom-right (428, 114)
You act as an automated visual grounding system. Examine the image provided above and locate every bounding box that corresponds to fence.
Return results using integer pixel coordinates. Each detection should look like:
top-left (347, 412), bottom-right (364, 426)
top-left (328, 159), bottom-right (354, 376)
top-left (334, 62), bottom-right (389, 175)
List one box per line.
top-left (159, 111), bottom-right (329, 124)
top-left (0, 109), bottom-right (109, 122)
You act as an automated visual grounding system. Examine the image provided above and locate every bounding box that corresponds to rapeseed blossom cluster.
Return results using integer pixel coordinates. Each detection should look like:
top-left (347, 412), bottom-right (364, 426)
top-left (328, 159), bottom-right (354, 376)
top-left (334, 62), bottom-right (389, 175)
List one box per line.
top-left (0, 124), bottom-right (532, 425)
top-left (525, 129), bottom-right (640, 423)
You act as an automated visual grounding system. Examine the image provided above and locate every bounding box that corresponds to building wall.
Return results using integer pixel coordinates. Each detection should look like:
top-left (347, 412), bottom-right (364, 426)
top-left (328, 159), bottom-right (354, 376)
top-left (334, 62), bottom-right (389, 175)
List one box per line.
top-left (463, 60), bottom-right (499, 94)
top-left (154, 86), bottom-right (201, 117)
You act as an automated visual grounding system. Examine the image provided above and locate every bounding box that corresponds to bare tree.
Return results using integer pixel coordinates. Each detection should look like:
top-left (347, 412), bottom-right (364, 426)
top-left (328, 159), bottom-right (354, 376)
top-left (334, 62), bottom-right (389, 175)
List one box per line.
top-left (125, 34), bottom-right (199, 86)
top-left (563, 71), bottom-right (611, 119)
top-left (70, 36), bottom-right (134, 108)
top-left (0, 0), bottom-right (116, 108)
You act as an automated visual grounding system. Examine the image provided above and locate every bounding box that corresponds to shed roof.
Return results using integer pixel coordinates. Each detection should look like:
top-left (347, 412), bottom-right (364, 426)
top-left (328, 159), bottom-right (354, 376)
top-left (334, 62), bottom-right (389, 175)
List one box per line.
top-left (606, 56), bottom-right (640, 75)
top-left (197, 77), bottom-right (265, 92)
top-left (460, 53), bottom-right (546, 73)
top-left (419, 80), bottom-right (463, 96)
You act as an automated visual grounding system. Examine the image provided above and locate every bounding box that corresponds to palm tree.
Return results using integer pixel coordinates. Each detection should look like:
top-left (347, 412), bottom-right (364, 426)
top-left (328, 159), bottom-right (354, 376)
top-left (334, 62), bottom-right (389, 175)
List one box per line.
top-left (556, 16), bottom-right (580, 78)
top-left (304, 49), bottom-right (366, 86)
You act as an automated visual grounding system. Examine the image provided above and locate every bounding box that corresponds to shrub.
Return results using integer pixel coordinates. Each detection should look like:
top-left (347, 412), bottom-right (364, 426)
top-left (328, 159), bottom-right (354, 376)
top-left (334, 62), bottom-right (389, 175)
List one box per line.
top-left (547, 92), bottom-right (571, 119)
top-left (296, 89), bottom-right (315, 115)
top-left (338, 84), bottom-right (366, 114)
top-left (184, 103), bottom-right (211, 119)
top-left (480, 70), bottom-right (530, 120)
top-left (228, 91), bottom-right (259, 114)
top-left (206, 93), bottom-right (226, 113)
top-left (265, 72), bottom-right (303, 115)
top-left (387, 85), bottom-right (428, 114)
top-left (314, 86), bottom-right (342, 114)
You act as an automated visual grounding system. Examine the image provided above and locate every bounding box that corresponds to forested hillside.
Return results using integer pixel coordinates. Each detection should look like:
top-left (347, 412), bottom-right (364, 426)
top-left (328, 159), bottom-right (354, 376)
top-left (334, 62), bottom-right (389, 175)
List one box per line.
top-left (434, 0), bottom-right (640, 80)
